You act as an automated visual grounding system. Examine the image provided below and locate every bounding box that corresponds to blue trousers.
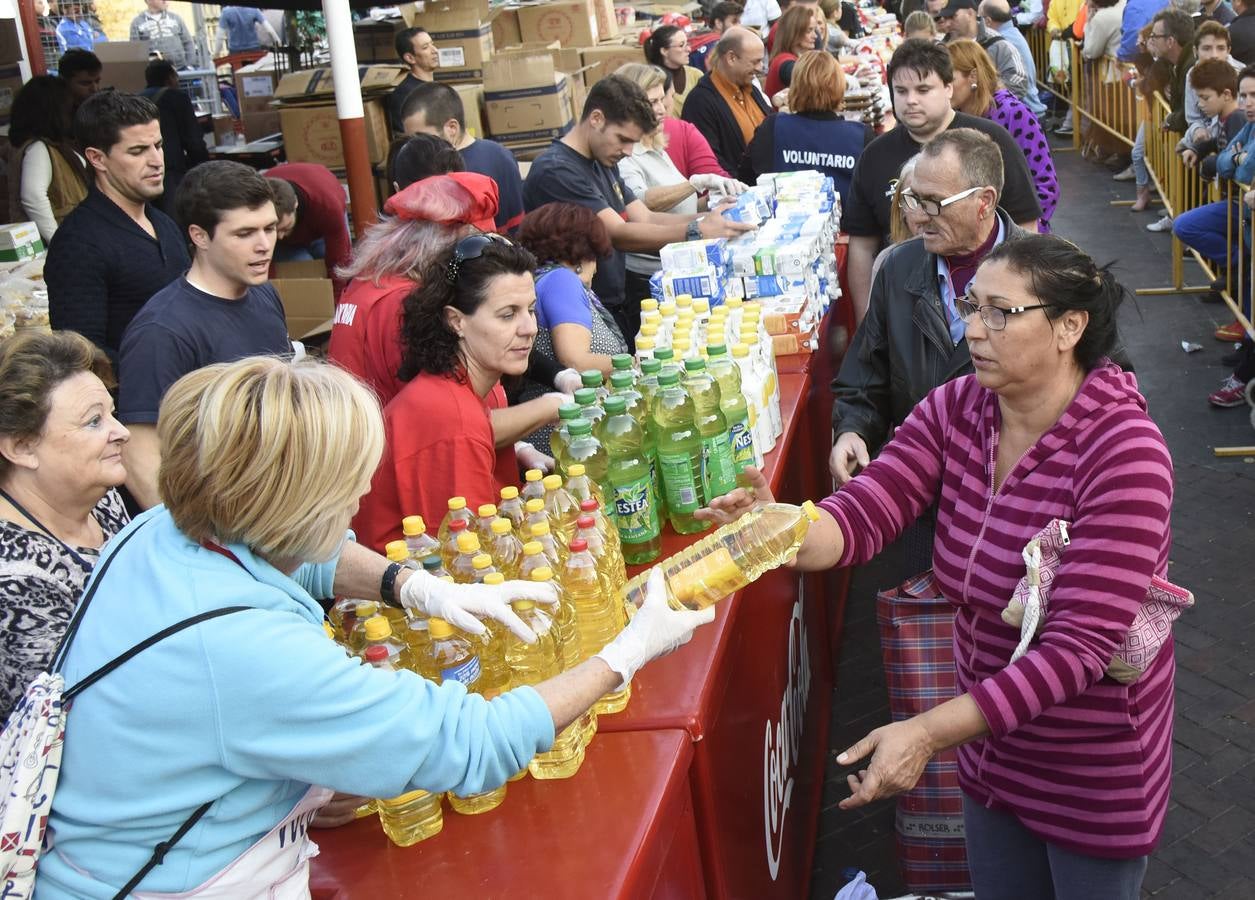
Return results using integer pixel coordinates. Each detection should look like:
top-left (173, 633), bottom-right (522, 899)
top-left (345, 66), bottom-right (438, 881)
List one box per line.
top-left (1173, 201), bottom-right (1239, 267)
top-left (1132, 123), bottom-right (1149, 188)
top-left (963, 794), bottom-right (1147, 900)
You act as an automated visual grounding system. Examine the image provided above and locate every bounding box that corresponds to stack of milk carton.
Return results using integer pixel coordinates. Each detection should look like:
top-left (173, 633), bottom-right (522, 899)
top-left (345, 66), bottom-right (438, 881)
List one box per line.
top-left (650, 170), bottom-right (841, 357)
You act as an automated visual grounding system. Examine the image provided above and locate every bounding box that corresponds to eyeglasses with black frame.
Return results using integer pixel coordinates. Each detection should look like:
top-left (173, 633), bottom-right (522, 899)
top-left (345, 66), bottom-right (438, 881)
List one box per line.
top-left (444, 232), bottom-right (513, 284)
top-left (900, 185), bottom-right (984, 217)
top-left (955, 295), bottom-right (1053, 330)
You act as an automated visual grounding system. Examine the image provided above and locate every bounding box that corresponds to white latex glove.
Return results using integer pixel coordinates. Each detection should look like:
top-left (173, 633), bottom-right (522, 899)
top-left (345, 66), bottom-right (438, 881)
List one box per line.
top-left (553, 368), bottom-right (583, 394)
top-left (689, 173), bottom-right (749, 197)
top-left (515, 441), bottom-right (555, 475)
top-left (400, 570), bottom-right (558, 643)
top-left (594, 567), bottom-right (716, 686)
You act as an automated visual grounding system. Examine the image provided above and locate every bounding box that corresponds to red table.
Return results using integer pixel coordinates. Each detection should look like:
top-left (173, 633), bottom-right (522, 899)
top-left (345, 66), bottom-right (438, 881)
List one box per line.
top-left (597, 370), bottom-right (840, 900)
top-left (309, 730), bottom-right (704, 900)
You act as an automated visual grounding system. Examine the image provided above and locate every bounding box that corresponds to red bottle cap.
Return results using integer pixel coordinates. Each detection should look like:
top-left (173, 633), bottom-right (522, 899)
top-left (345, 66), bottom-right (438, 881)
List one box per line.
top-left (580, 499), bottom-right (598, 512)
top-left (569, 538), bottom-right (588, 552)
top-left (364, 645), bottom-right (389, 662)
top-left (576, 515), bottom-right (596, 529)
top-left (450, 519), bottom-right (467, 531)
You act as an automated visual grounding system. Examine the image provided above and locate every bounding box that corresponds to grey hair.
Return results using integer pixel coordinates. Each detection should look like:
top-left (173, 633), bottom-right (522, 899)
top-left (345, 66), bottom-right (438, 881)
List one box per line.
top-left (335, 216), bottom-right (469, 285)
top-left (921, 127), bottom-right (1004, 198)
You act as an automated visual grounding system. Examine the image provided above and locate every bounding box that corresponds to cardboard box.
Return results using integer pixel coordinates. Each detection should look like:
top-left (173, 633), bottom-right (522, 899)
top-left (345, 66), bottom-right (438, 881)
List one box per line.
top-left (274, 65), bottom-right (405, 101)
top-left (580, 42), bottom-right (644, 85)
top-left (483, 50), bottom-right (577, 143)
top-left (94, 41), bottom-right (150, 93)
top-left (0, 223), bottom-right (45, 262)
top-left (354, 18), bottom-right (405, 64)
top-left (490, 7), bottom-right (522, 48)
top-left (401, 0), bottom-right (494, 84)
top-left (518, 0), bottom-right (599, 48)
top-left (591, 0), bottom-right (618, 39)
top-left (0, 19), bottom-right (21, 65)
top-left (273, 260), bottom-right (328, 279)
top-left (235, 70), bottom-right (280, 115)
top-left (241, 110), bottom-right (281, 141)
top-left (454, 83), bottom-right (484, 138)
top-left (279, 99), bottom-right (391, 167)
top-left (272, 277), bottom-right (335, 340)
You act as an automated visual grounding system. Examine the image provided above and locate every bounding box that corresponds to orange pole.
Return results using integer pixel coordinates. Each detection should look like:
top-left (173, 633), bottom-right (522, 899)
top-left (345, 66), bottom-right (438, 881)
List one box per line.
top-left (16, 0), bottom-right (46, 75)
top-left (338, 116), bottom-right (378, 238)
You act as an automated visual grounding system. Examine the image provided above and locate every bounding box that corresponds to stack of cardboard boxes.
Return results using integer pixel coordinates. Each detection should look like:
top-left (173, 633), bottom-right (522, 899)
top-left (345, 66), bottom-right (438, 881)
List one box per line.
top-left (271, 65), bottom-right (403, 169)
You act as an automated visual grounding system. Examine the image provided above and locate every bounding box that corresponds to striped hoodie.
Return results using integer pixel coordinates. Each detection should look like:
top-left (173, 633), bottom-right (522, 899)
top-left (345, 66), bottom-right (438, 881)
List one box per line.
top-left (820, 362), bottom-right (1175, 859)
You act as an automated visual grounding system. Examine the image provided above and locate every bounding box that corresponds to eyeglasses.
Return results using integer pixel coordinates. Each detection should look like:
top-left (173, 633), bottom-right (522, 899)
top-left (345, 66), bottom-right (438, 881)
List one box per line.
top-left (445, 233), bottom-right (512, 284)
top-left (900, 185), bottom-right (983, 217)
top-left (956, 295), bottom-right (1052, 330)
top-left (1148, 31), bottom-right (1168, 42)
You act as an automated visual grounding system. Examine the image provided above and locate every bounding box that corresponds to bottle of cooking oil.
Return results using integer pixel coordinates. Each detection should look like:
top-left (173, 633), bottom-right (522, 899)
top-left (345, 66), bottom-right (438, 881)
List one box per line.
top-left (504, 593), bottom-right (587, 780)
top-left (329, 596), bottom-right (373, 644)
top-left (622, 501), bottom-right (821, 611)
top-left (474, 504), bottom-right (499, 544)
top-left (527, 563), bottom-right (597, 748)
top-left (377, 786), bottom-right (444, 847)
top-left (576, 498), bottom-right (623, 573)
top-left (401, 516), bottom-right (441, 562)
top-left (549, 403), bottom-right (583, 473)
top-left (563, 462), bottom-right (603, 509)
top-left (542, 473), bottom-right (579, 543)
top-left (498, 485), bottom-right (526, 531)
top-left (449, 532), bottom-right (483, 584)
top-left (438, 497), bottom-right (475, 544)
top-left (523, 496), bottom-right (549, 535)
top-left (563, 538), bottom-right (631, 715)
top-left (487, 517), bottom-right (524, 579)
top-left (528, 519), bottom-right (566, 570)
top-left (359, 615), bottom-right (414, 672)
top-left (420, 555), bottom-right (449, 579)
top-left (652, 368), bottom-right (710, 535)
top-left (574, 516), bottom-right (626, 618)
top-left (563, 421), bottom-right (611, 515)
top-left (522, 468), bottom-right (547, 504)
top-left (440, 518), bottom-right (469, 569)
top-left (342, 600), bottom-right (382, 654)
top-left (470, 552), bottom-right (498, 583)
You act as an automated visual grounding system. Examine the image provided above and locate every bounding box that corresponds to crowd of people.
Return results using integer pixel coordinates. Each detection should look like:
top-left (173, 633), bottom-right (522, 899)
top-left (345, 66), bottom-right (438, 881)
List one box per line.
top-left (0, 0), bottom-right (1222, 895)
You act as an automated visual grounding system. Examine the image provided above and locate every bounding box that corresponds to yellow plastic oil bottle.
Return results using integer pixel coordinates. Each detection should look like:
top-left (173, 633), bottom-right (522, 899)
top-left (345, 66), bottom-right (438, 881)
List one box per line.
top-left (401, 515), bottom-right (441, 562)
top-left (437, 497), bottom-right (475, 544)
top-left (342, 600), bottom-right (382, 655)
top-left (563, 538), bottom-right (630, 715)
top-left (358, 615), bottom-right (414, 672)
top-left (542, 473), bottom-right (580, 544)
top-left (474, 503), bottom-right (499, 545)
top-left (487, 517), bottom-right (525, 580)
top-left (497, 485), bottom-right (526, 531)
top-left (574, 515), bottom-right (625, 618)
top-left (528, 519), bottom-right (566, 570)
top-left (440, 518), bottom-right (469, 569)
top-left (622, 502), bottom-right (821, 611)
top-left (527, 564), bottom-right (596, 750)
top-left (522, 468), bottom-right (547, 504)
top-left (448, 532), bottom-right (482, 584)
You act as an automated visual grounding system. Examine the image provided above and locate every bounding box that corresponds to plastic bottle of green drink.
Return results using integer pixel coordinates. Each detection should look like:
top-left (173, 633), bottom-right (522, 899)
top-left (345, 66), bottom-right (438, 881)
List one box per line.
top-left (600, 395), bottom-right (661, 563)
top-left (610, 353), bottom-right (635, 378)
top-left (564, 418), bottom-right (611, 514)
top-left (550, 402), bottom-right (583, 472)
top-left (629, 358), bottom-right (666, 523)
top-left (651, 369), bottom-right (709, 534)
top-left (580, 368), bottom-right (609, 403)
top-left (607, 371), bottom-right (646, 429)
top-left (683, 357), bottom-right (737, 501)
top-left (573, 387), bottom-right (604, 430)
top-left (706, 343), bottom-right (760, 473)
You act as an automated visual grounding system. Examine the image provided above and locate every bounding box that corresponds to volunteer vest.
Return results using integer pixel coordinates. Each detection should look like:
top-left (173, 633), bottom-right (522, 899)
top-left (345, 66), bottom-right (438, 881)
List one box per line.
top-left (9, 140), bottom-right (88, 225)
top-left (770, 114), bottom-right (862, 200)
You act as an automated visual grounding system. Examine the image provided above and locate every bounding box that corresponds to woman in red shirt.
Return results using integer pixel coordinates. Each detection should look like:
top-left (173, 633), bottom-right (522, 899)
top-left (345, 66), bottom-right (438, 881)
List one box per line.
top-left (353, 234), bottom-right (542, 551)
top-left (764, 4), bottom-right (821, 99)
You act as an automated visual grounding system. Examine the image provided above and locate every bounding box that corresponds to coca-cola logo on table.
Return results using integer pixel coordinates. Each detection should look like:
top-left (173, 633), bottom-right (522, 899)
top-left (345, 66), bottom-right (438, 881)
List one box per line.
top-left (763, 589), bottom-right (811, 880)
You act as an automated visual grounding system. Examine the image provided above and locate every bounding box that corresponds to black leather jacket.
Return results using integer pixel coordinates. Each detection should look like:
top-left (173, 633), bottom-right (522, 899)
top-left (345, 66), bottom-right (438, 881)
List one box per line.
top-left (832, 210), bottom-right (1029, 452)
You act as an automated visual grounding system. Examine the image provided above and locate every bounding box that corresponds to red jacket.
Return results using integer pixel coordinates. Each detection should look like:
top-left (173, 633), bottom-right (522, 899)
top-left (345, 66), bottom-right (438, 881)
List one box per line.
top-left (266, 162), bottom-right (352, 293)
top-left (662, 117), bottom-right (730, 178)
top-left (328, 274), bottom-right (411, 406)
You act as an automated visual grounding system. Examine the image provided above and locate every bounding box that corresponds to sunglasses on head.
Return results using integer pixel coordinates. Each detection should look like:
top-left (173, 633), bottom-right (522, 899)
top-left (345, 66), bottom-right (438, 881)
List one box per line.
top-left (444, 232), bottom-right (512, 284)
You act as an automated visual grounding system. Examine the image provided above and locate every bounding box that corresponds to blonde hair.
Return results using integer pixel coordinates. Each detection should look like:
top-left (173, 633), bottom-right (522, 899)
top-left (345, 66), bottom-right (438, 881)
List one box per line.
top-left (157, 356), bottom-right (385, 563)
top-left (947, 39), bottom-right (999, 116)
top-left (889, 155), bottom-right (920, 244)
top-left (615, 62), bottom-right (670, 148)
top-left (902, 10), bottom-right (937, 39)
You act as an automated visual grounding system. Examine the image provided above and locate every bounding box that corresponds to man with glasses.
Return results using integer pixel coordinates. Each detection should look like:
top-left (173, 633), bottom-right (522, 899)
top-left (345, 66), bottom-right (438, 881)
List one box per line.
top-left (831, 129), bottom-right (1031, 569)
top-left (1127, 10), bottom-right (1196, 213)
top-left (843, 39), bottom-right (1041, 322)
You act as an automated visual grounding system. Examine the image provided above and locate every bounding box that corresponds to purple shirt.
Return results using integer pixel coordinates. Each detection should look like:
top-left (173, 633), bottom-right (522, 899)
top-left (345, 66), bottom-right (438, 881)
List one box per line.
top-left (988, 89), bottom-right (1058, 226)
top-left (821, 362), bottom-right (1175, 858)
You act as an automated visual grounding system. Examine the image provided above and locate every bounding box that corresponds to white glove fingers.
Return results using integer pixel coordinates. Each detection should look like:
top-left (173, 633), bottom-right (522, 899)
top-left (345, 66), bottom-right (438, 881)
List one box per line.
top-left (504, 581), bottom-right (559, 606)
top-left (444, 606), bottom-right (488, 637)
top-left (642, 566), bottom-right (668, 609)
top-left (491, 605), bottom-right (539, 644)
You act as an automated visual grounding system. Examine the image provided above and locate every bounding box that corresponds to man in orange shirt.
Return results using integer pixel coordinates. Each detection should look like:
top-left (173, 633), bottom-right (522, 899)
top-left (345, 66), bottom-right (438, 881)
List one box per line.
top-left (680, 27), bottom-right (772, 174)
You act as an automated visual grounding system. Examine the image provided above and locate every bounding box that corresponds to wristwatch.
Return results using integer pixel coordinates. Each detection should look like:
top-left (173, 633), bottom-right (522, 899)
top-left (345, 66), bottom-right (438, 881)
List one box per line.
top-left (380, 561), bottom-right (405, 608)
top-left (685, 218), bottom-right (703, 242)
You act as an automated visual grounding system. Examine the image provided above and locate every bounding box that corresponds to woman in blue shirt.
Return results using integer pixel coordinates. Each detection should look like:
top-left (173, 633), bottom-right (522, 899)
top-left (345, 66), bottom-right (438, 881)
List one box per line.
top-left (36, 356), bottom-right (711, 899)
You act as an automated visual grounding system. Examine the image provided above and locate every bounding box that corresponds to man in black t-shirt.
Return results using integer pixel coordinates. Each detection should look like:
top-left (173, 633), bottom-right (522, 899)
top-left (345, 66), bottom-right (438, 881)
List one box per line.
top-left (119, 161), bottom-right (291, 509)
top-left (388, 27), bottom-right (439, 134)
top-left (844, 39), bottom-right (1042, 322)
top-left (523, 75), bottom-right (752, 342)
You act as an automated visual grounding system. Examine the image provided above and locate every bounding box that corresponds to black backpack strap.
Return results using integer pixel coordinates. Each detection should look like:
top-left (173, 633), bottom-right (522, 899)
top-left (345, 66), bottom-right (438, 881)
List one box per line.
top-left (63, 606), bottom-right (250, 702)
top-left (110, 800), bottom-right (214, 900)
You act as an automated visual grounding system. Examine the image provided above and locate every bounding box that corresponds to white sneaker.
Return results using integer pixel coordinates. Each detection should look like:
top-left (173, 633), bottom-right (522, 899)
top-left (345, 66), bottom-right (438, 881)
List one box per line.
top-left (1146, 215), bottom-right (1173, 232)
top-left (1113, 165), bottom-right (1135, 182)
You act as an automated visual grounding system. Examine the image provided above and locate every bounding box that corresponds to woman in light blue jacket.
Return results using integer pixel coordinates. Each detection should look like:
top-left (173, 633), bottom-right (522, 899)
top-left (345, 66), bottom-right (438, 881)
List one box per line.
top-left (36, 356), bottom-right (711, 899)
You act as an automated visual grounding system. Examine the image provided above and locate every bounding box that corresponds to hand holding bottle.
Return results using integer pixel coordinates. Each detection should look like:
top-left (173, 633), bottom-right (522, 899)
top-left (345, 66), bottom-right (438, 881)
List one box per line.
top-left (694, 465), bottom-right (772, 526)
top-left (594, 567), bottom-right (716, 685)
top-left (400, 570), bottom-right (558, 643)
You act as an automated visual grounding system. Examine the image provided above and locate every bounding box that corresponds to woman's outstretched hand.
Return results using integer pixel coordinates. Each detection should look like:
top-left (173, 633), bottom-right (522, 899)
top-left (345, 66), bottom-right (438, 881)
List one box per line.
top-left (693, 466), bottom-right (773, 526)
top-left (835, 718), bottom-right (936, 810)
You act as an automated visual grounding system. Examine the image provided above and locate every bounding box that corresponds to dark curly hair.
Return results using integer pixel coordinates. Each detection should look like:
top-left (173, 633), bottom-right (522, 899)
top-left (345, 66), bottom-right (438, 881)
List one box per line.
top-left (399, 238), bottom-right (538, 381)
top-left (983, 235), bottom-right (1130, 372)
top-left (516, 203), bottom-right (612, 267)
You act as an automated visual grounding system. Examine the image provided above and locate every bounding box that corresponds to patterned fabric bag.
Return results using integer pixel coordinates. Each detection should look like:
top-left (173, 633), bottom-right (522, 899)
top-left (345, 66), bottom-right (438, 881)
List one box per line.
top-left (1001, 519), bottom-right (1194, 684)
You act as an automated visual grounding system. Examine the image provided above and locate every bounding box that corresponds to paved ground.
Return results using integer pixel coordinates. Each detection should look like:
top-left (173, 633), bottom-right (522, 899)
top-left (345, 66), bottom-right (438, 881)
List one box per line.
top-left (809, 136), bottom-right (1255, 899)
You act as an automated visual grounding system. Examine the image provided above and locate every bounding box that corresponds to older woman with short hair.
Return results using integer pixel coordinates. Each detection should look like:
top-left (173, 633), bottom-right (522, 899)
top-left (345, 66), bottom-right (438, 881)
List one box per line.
top-left (37, 355), bottom-right (712, 899)
top-left (707, 235), bottom-right (1175, 899)
top-left (0, 330), bottom-right (129, 723)
top-left (948, 39), bottom-right (1058, 230)
top-left (741, 51), bottom-right (873, 209)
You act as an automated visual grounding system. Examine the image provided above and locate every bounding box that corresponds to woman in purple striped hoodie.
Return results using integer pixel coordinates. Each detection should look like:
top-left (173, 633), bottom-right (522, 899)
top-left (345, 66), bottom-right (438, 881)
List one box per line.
top-left (707, 235), bottom-right (1174, 898)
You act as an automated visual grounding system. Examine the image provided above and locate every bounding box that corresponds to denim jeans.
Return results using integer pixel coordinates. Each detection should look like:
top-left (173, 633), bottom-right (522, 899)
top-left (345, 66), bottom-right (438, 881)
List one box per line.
top-left (1132, 122), bottom-right (1149, 188)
